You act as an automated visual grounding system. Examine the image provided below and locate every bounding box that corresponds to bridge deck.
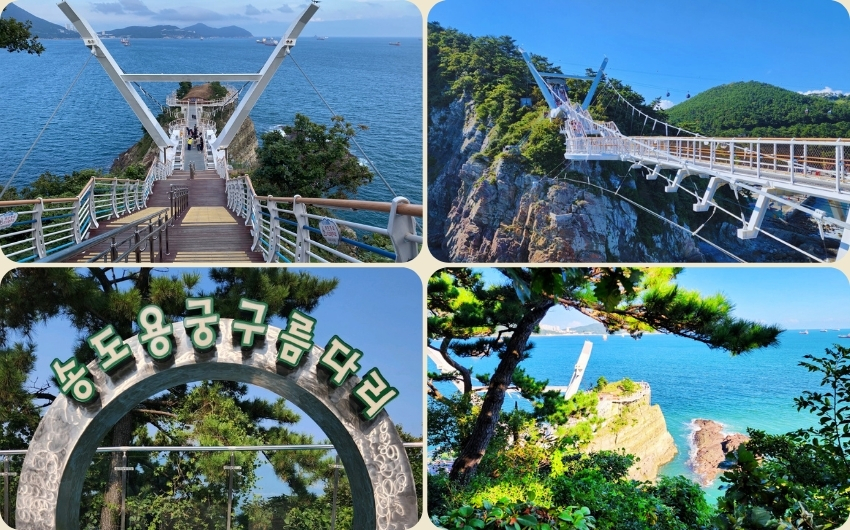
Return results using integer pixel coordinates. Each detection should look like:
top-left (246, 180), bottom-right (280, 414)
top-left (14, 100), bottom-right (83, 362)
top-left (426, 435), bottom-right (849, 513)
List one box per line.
top-left (73, 170), bottom-right (263, 263)
top-left (566, 135), bottom-right (850, 201)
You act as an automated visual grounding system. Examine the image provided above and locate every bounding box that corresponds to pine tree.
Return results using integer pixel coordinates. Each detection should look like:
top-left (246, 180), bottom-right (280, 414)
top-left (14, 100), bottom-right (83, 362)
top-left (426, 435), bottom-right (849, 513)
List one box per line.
top-left (0, 267), bottom-right (338, 528)
top-left (428, 268), bottom-right (782, 484)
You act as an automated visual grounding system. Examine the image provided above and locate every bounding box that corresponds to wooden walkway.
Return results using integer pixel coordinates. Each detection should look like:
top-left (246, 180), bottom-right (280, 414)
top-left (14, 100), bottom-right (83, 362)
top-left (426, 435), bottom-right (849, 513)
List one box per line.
top-left (73, 170), bottom-right (264, 263)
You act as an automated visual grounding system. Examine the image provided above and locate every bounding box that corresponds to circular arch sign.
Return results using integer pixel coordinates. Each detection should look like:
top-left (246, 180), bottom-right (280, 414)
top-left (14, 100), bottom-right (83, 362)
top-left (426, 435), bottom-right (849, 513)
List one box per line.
top-left (12, 318), bottom-right (418, 530)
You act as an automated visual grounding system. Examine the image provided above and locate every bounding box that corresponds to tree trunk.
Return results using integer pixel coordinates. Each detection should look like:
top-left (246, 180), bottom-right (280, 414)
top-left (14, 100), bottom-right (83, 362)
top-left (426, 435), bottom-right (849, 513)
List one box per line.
top-left (448, 301), bottom-right (553, 484)
top-left (440, 336), bottom-right (473, 395)
top-left (99, 412), bottom-right (135, 530)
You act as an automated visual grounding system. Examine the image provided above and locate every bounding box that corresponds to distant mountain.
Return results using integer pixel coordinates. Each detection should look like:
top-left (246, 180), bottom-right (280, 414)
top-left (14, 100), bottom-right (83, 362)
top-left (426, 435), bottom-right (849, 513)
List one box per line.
top-left (1, 3), bottom-right (78, 39)
top-left (666, 81), bottom-right (850, 138)
top-left (107, 23), bottom-right (252, 39)
top-left (181, 23), bottom-right (252, 38)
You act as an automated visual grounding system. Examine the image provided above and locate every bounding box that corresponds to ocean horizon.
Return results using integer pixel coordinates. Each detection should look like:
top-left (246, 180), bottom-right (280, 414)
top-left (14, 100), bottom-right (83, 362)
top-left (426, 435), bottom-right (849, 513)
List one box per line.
top-left (0, 36), bottom-right (422, 208)
top-left (429, 331), bottom-right (835, 493)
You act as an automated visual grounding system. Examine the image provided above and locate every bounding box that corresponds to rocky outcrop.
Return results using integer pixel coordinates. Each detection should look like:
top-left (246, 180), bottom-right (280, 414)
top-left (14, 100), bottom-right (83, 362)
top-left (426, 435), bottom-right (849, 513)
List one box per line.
top-left (586, 389), bottom-right (678, 482)
top-left (688, 419), bottom-right (749, 486)
top-left (111, 108), bottom-right (258, 173)
top-left (428, 96), bottom-right (834, 262)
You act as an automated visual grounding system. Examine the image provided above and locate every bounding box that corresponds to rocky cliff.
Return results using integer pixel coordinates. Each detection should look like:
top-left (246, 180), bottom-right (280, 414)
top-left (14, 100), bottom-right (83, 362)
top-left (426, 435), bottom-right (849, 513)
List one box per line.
top-left (428, 97), bottom-right (834, 262)
top-left (688, 419), bottom-right (749, 486)
top-left (586, 389), bottom-right (678, 482)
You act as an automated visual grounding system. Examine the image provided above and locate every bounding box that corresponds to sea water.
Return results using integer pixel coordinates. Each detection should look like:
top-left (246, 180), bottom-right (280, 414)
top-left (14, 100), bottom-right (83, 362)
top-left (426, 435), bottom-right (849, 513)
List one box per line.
top-left (430, 331), bottom-right (839, 492)
top-left (0, 37), bottom-right (421, 205)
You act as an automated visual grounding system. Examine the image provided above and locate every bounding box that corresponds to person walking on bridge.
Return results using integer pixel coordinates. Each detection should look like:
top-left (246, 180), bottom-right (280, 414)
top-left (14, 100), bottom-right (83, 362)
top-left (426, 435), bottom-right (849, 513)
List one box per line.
top-left (188, 137), bottom-right (193, 151)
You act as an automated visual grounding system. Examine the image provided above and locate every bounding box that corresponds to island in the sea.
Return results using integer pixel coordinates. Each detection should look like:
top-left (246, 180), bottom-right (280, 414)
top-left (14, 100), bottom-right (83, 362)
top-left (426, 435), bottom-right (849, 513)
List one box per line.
top-left (1, 3), bottom-right (252, 39)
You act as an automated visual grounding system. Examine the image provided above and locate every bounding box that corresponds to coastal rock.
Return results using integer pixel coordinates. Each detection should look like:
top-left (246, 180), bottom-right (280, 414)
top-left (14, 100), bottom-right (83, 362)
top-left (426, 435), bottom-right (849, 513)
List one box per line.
top-left (688, 419), bottom-right (749, 486)
top-left (586, 387), bottom-right (678, 482)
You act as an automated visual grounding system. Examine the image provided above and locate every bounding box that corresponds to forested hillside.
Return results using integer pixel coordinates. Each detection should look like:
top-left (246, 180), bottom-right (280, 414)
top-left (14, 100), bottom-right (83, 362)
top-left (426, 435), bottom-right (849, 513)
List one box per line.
top-left (666, 81), bottom-right (850, 138)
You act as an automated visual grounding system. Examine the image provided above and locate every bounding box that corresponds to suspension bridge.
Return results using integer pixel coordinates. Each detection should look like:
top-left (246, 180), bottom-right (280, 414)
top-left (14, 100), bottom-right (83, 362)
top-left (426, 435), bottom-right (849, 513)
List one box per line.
top-left (521, 50), bottom-right (850, 262)
top-left (0, 1), bottom-right (422, 264)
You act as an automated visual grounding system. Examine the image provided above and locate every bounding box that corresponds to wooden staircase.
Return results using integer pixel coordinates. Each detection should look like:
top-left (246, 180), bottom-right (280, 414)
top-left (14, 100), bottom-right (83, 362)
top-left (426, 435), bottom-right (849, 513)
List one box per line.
top-left (73, 170), bottom-right (264, 263)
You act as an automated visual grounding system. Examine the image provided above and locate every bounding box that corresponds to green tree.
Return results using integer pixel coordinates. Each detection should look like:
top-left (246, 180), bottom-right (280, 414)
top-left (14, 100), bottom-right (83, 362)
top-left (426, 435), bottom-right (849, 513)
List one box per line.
top-left (209, 81), bottom-right (228, 100)
top-left (0, 267), bottom-right (338, 529)
top-left (251, 113), bottom-right (373, 199)
top-left (176, 81), bottom-right (193, 99)
top-left (429, 267), bottom-right (782, 485)
top-left (0, 8), bottom-right (44, 54)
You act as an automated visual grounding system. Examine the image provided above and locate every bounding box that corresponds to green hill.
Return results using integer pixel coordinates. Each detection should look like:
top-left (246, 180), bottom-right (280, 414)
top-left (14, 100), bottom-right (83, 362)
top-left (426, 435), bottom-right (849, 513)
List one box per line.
top-left (1, 3), bottom-right (78, 39)
top-left (666, 81), bottom-right (850, 138)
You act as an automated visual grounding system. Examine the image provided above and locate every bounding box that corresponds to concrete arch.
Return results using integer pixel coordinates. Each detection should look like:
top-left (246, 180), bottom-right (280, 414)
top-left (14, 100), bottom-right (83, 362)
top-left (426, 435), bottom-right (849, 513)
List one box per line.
top-left (11, 319), bottom-right (418, 530)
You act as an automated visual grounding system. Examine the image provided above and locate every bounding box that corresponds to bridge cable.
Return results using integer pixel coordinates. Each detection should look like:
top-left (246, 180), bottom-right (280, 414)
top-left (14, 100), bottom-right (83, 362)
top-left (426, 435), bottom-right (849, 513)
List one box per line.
top-left (287, 54), bottom-right (405, 202)
top-left (604, 79), bottom-right (703, 137)
top-left (0, 53), bottom-right (94, 200)
top-left (132, 82), bottom-right (167, 113)
top-left (548, 169), bottom-right (747, 262)
top-left (632, 161), bottom-right (826, 262)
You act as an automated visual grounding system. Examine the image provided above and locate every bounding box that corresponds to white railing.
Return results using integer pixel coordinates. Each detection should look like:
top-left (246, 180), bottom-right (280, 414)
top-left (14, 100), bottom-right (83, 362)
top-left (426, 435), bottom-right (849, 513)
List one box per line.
top-left (0, 158), bottom-right (173, 262)
top-left (225, 175), bottom-right (422, 263)
top-left (566, 135), bottom-right (850, 196)
top-left (165, 87), bottom-right (238, 107)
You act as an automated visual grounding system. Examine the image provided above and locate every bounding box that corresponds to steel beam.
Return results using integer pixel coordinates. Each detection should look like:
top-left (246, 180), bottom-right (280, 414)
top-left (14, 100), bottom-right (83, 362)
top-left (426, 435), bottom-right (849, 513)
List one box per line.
top-left (212, 2), bottom-right (319, 152)
top-left (582, 57), bottom-right (608, 110)
top-left (58, 2), bottom-right (173, 150)
top-left (737, 193), bottom-right (771, 239)
top-left (121, 73), bottom-right (263, 82)
top-left (694, 177), bottom-right (724, 212)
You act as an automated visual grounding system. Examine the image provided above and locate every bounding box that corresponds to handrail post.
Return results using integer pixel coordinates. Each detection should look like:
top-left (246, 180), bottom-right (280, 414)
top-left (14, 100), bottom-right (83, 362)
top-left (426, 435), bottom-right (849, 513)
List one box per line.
top-left (123, 181), bottom-right (131, 215)
top-left (266, 199), bottom-right (281, 262)
top-left (110, 237), bottom-right (118, 262)
top-left (134, 228), bottom-right (141, 263)
top-left (111, 178), bottom-right (119, 219)
top-left (293, 195), bottom-right (310, 263)
top-left (134, 181), bottom-right (141, 211)
top-left (72, 199), bottom-right (83, 243)
top-left (33, 199), bottom-right (46, 259)
top-left (88, 184), bottom-right (99, 229)
top-left (388, 197), bottom-right (419, 262)
top-left (148, 221), bottom-right (155, 263)
top-left (170, 185), bottom-right (174, 218)
top-left (157, 217), bottom-right (164, 261)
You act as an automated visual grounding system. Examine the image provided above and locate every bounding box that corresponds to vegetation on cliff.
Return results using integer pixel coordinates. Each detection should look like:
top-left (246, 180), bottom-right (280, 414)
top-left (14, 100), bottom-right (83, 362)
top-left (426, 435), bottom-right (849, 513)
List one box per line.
top-left (251, 114), bottom-right (373, 199)
top-left (1, 5), bottom-right (45, 54)
top-left (666, 81), bottom-right (850, 138)
top-left (428, 22), bottom-right (667, 176)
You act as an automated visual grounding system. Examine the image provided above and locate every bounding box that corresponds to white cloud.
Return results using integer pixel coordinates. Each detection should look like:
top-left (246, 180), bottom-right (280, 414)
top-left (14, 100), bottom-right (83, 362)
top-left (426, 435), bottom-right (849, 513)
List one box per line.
top-left (800, 86), bottom-right (848, 96)
top-left (655, 99), bottom-right (675, 110)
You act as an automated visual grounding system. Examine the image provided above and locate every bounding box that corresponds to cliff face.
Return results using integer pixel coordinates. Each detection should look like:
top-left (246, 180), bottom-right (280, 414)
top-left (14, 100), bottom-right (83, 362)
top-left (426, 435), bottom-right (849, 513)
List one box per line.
top-left (428, 97), bottom-right (833, 262)
top-left (428, 98), bottom-right (703, 262)
top-left (586, 390), bottom-right (678, 482)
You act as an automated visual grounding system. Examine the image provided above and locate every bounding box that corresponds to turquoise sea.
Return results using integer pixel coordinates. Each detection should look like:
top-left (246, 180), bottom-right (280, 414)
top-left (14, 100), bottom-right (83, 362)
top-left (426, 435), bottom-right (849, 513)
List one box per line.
top-left (430, 331), bottom-right (839, 493)
top-left (0, 37), bottom-right (422, 205)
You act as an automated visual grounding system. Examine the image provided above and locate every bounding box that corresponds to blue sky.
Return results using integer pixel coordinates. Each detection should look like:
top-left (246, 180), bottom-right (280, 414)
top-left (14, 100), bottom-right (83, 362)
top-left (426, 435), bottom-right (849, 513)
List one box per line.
top-left (14, 267), bottom-right (423, 439)
top-left (429, 0), bottom-right (850, 108)
top-left (6, 0), bottom-right (421, 37)
top-left (473, 267), bottom-right (850, 331)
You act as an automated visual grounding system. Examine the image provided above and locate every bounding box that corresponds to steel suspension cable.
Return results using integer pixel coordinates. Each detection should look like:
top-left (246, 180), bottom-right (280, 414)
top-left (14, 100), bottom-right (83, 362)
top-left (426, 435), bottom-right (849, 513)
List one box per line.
top-left (287, 53), bottom-right (402, 200)
top-left (1, 52), bottom-right (94, 200)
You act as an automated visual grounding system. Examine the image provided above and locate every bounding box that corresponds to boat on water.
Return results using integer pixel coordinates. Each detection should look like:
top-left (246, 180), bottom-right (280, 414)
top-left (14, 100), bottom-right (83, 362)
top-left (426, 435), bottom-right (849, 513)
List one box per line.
top-left (389, 41), bottom-right (400, 46)
top-left (316, 35), bottom-right (328, 40)
top-left (821, 329), bottom-right (828, 332)
top-left (120, 37), bottom-right (129, 46)
top-left (840, 334), bottom-right (850, 338)
top-left (800, 330), bottom-right (809, 334)
top-left (256, 37), bottom-right (279, 45)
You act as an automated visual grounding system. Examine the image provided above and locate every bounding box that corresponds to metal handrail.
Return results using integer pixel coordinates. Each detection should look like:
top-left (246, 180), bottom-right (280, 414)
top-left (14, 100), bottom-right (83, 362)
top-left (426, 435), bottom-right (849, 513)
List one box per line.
top-left (0, 442), bottom-right (423, 455)
top-left (223, 172), bottom-right (422, 263)
top-left (37, 207), bottom-right (171, 263)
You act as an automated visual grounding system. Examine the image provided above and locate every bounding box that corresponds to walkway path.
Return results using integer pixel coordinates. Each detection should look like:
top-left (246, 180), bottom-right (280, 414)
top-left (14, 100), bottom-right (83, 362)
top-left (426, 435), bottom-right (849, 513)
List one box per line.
top-left (72, 169), bottom-right (263, 263)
